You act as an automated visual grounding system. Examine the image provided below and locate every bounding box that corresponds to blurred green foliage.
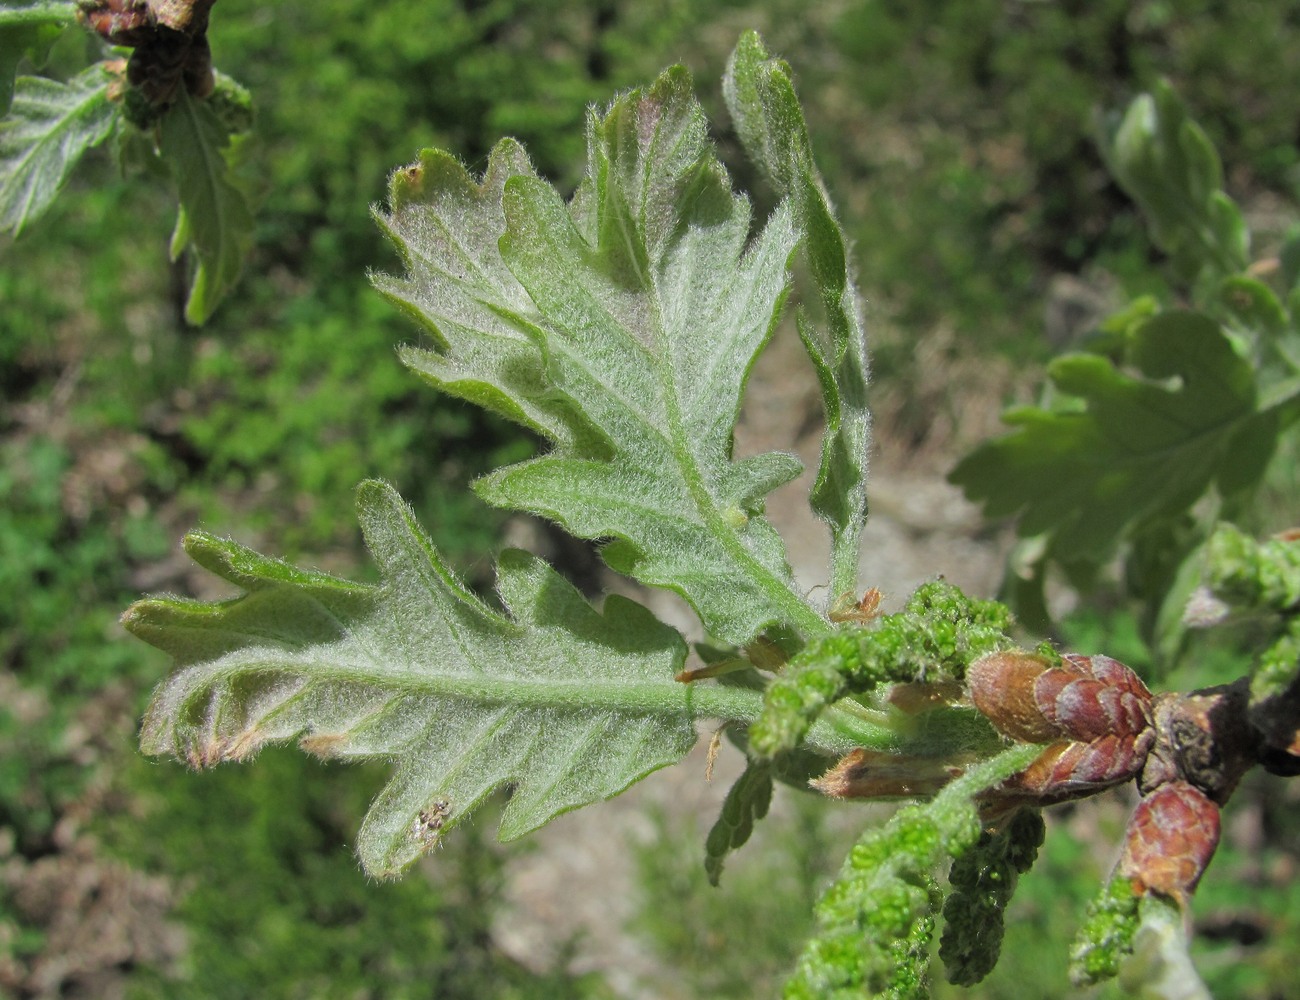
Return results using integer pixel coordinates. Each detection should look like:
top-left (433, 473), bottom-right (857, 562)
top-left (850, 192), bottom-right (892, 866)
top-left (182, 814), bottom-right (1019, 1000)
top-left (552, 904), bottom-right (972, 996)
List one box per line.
top-left (825, 0), bottom-right (1300, 344)
top-left (109, 752), bottom-right (612, 1000)
top-left (3, 0), bottom-right (1299, 995)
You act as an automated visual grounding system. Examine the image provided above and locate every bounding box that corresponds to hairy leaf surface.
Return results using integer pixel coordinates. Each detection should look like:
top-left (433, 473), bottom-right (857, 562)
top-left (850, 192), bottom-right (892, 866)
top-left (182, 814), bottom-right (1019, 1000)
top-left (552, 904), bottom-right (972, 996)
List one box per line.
top-left (0, 62), bottom-right (114, 233)
top-left (128, 481), bottom-right (711, 877)
top-left (374, 65), bottom-right (822, 645)
top-left (724, 31), bottom-right (871, 598)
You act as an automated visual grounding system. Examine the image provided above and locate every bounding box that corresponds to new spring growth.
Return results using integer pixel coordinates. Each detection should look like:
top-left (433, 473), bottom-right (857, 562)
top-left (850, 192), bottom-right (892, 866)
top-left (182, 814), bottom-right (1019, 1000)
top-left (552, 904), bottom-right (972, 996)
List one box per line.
top-left (748, 582), bottom-right (1014, 759)
top-left (939, 808), bottom-right (1046, 987)
top-left (787, 744), bottom-right (1042, 998)
top-left (1189, 524), bottom-right (1300, 708)
top-left (1070, 874), bottom-right (1142, 987)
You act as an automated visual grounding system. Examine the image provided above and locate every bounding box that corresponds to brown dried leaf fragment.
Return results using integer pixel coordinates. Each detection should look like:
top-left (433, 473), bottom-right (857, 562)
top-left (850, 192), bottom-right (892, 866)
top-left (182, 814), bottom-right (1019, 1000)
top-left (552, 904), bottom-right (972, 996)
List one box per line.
top-left (811, 748), bottom-right (974, 800)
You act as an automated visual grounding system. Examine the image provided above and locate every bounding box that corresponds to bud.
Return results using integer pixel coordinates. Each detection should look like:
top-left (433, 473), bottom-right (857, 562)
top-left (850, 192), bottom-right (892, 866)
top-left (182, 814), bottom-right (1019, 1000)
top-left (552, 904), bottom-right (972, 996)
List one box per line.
top-left (78, 0), bottom-right (156, 46)
top-left (1117, 780), bottom-right (1220, 905)
top-left (972, 652), bottom-right (1157, 811)
top-left (968, 651), bottom-right (1153, 746)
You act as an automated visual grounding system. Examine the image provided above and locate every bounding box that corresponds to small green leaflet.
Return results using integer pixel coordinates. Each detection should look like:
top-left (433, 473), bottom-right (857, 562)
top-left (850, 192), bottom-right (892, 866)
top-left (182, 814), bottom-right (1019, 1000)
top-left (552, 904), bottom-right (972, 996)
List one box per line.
top-left (128, 480), bottom-right (707, 877)
top-left (0, 2), bottom-right (77, 115)
top-left (951, 311), bottom-right (1276, 565)
top-left (375, 64), bottom-right (824, 645)
top-left (159, 87), bottom-right (254, 324)
top-left (1102, 81), bottom-right (1247, 286)
top-left (0, 62), bottom-right (115, 234)
top-left (723, 31), bottom-right (871, 600)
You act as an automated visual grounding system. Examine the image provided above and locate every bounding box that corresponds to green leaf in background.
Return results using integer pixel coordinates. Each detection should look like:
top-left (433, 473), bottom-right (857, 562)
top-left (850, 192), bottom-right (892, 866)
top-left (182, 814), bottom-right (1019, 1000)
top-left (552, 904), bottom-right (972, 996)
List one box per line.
top-left (0, 61), bottom-right (115, 233)
top-left (951, 311), bottom-right (1275, 567)
top-left (127, 480), bottom-right (711, 877)
top-left (375, 63), bottom-right (822, 645)
top-left (723, 31), bottom-right (872, 598)
top-left (0, 1), bottom-right (77, 115)
top-left (1102, 80), bottom-right (1248, 286)
top-left (159, 87), bottom-right (254, 324)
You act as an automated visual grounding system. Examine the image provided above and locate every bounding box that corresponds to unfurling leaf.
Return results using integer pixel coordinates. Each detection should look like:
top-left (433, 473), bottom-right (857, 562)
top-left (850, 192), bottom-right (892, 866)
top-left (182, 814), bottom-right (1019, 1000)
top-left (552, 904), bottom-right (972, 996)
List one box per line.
top-left (724, 31), bottom-right (871, 597)
top-left (159, 86), bottom-right (253, 324)
top-left (1101, 80), bottom-right (1247, 286)
top-left (0, 62), bottom-right (116, 233)
top-left (373, 63), bottom-right (821, 646)
top-left (127, 480), bottom-right (722, 877)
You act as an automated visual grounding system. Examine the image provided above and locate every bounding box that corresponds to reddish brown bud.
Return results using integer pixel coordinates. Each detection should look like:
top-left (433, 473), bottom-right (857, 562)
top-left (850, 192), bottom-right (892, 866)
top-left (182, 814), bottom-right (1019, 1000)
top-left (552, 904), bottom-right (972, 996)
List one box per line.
top-left (78, 0), bottom-right (157, 46)
top-left (1118, 781), bottom-right (1220, 905)
top-left (969, 651), bottom-right (1153, 746)
top-left (968, 651), bottom-right (1063, 743)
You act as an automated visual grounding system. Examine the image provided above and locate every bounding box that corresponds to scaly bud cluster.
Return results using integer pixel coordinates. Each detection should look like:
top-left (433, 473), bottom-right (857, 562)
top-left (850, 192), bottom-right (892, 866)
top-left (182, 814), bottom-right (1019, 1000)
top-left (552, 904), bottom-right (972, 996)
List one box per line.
top-left (969, 651), bottom-right (1155, 807)
top-left (78, 0), bottom-right (217, 124)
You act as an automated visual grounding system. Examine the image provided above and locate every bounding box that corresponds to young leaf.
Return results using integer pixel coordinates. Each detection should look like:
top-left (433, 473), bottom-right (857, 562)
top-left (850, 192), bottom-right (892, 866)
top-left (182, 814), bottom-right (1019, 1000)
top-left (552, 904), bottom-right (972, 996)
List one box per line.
top-left (374, 64), bottom-right (823, 645)
top-left (159, 86), bottom-right (253, 324)
top-left (0, 1), bottom-right (77, 115)
top-left (1102, 81), bottom-right (1248, 285)
top-left (951, 311), bottom-right (1278, 567)
top-left (724, 31), bottom-right (871, 597)
top-left (0, 61), bottom-right (115, 234)
top-left (128, 480), bottom-right (713, 877)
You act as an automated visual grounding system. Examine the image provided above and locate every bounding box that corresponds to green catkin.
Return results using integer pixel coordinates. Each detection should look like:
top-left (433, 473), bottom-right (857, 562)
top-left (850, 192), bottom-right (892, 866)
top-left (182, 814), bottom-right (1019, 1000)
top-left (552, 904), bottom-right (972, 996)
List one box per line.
top-left (750, 582), bottom-right (1014, 758)
top-left (1203, 525), bottom-right (1300, 706)
top-left (939, 809), bottom-right (1046, 986)
top-left (1207, 524), bottom-right (1300, 613)
top-left (1069, 875), bottom-right (1142, 986)
top-left (785, 746), bottom-right (1041, 999)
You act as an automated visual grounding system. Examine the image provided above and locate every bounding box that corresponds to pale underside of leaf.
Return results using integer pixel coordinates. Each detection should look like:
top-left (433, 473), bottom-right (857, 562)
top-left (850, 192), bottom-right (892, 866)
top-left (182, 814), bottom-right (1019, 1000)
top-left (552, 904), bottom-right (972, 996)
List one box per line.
top-left (132, 481), bottom-right (717, 877)
top-left (374, 66), bottom-right (826, 645)
top-left (723, 31), bottom-right (872, 598)
top-left (0, 63), bottom-right (116, 234)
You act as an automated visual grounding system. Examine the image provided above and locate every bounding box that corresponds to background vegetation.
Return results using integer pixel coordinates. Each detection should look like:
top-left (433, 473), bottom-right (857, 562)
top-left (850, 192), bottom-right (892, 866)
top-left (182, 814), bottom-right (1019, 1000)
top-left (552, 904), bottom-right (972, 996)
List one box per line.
top-left (2, 1), bottom-right (1298, 996)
